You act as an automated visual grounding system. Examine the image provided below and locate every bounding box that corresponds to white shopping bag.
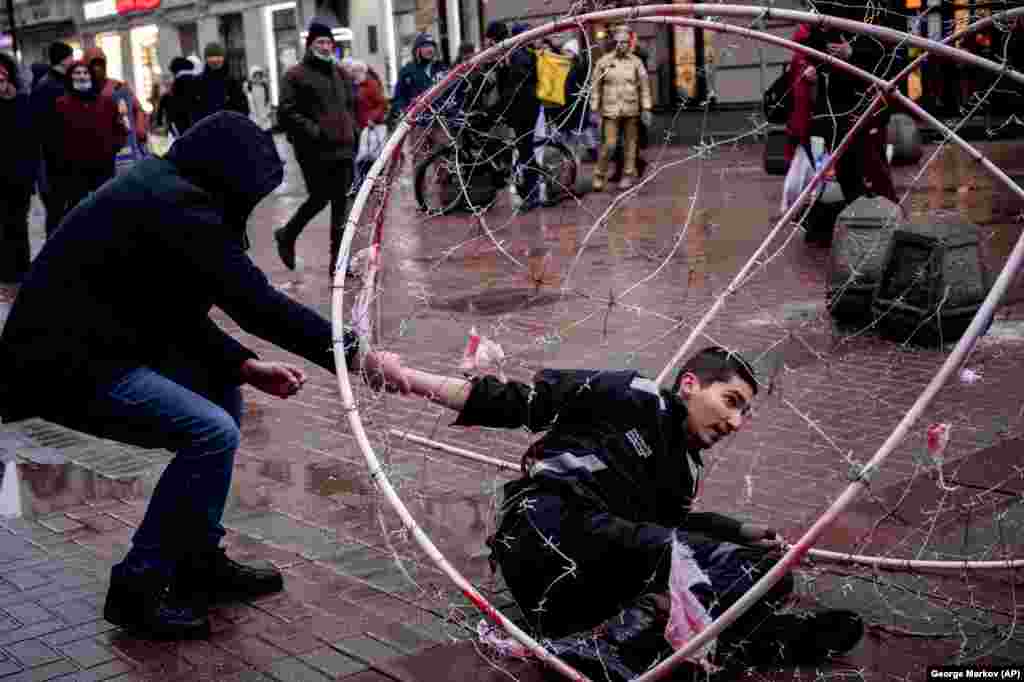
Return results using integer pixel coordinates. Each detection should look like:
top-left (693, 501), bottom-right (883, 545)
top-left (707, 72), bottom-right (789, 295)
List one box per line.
top-left (356, 124), bottom-right (387, 166)
top-left (780, 147), bottom-right (820, 214)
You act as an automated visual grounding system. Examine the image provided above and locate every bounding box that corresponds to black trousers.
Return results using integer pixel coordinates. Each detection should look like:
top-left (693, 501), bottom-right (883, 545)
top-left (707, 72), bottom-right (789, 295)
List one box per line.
top-left (492, 494), bottom-right (793, 641)
top-left (279, 153), bottom-right (354, 271)
top-left (0, 185), bottom-right (32, 283)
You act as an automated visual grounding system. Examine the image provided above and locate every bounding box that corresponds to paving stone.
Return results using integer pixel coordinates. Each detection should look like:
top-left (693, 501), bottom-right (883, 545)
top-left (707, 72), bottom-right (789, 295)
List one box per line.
top-left (51, 599), bottom-right (101, 627)
top-left (0, 658), bottom-right (24, 676)
top-left (57, 638), bottom-right (117, 669)
top-left (35, 518), bottom-right (85, 535)
top-left (264, 657), bottom-right (333, 682)
top-left (4, 639), bottom-right (63, 667)
top-left (3, 603), bottom-right (54, 627)
top-left (299, 646), bottom-right (367, 677)
top-left (0, 618), bottom-right (21, 633)
top-left (4, 571), bottom-right (49, 592)
top-left (214, 636), bottom-right (289, 667)
top-left (40, 620), bottom-right (119, 647)
top-left (49, 658), bottom-right (135, 681)
top-left (364, 621), bottom-right (444, 655)
top-left (0, 659), bottom-right (79, 681)
top-left (329, 635), bottom-right (403, 664)
top-left (0, 621), bottom-right (67, 647)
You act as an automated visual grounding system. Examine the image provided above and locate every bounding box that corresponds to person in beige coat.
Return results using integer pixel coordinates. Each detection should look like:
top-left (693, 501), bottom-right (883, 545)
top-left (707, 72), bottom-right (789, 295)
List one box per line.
top-left (591, 24), bottom-right (652, 191)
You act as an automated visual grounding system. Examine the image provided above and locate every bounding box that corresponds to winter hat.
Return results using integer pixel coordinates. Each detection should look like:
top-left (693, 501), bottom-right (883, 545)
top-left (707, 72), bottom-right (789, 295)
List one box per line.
top-left (48, 41), bottom-right (73, 66)
top-left (413, 32), bottom-right (436, 51)
top-left (84, 46), bottom-right (106, 65)
top-left (204, 42), bottom-right (226, 59)
top-left (484, 21), bottom-right (508, 43)
top-left (306, 20), bottom-right (334, 48)
top-left (510, 22), bottom-right (530, 37)
top-left (169, 56), bottom-right (192, 75)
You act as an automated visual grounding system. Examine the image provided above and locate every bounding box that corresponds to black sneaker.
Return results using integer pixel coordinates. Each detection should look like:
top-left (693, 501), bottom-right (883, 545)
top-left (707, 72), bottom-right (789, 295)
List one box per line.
top-left (723, 609), bottom-right (864, 667)
top-left (203, 547), bottom-right (284, 603)
top-left (103, 564), bottom-right (210, 640)
top-left (273, 228), bottom-right (296, 270)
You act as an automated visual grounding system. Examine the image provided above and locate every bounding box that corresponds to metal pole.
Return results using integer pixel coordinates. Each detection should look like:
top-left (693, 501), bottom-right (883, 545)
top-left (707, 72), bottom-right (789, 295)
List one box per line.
top-left (4, 0), bottom-right (18, 58)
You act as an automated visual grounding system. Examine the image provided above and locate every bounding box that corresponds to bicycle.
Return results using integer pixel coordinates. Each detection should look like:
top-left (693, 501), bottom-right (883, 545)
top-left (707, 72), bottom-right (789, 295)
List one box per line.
top-left (413, 112), bottom-right (578, 216)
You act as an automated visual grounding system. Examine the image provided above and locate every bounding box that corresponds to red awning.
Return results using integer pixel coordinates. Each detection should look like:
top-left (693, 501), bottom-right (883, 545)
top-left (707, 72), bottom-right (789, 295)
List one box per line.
top-left (116, 0), bottom-right (160, 14)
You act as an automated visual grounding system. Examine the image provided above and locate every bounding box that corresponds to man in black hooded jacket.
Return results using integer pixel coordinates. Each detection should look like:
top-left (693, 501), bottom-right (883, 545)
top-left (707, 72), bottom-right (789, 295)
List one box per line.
top-left (0, 111), bottom-right (403, 639)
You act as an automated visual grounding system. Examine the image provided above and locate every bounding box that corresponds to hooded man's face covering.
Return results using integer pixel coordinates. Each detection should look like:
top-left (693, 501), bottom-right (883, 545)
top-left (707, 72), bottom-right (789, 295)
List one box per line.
top-left (310, 37), bottom-right (335, 63)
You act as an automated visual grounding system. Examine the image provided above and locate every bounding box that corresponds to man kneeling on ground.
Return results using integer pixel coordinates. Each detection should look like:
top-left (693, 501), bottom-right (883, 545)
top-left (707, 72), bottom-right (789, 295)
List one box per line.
top-left (0, 112), bottom-right (403, 640)
top-left (370, 347), bottom-right (864, 677)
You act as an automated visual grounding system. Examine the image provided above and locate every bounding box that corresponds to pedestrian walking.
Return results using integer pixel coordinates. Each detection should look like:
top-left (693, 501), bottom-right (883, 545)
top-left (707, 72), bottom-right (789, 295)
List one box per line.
top-left (364, 347), bottom-right (865, 679)
top-left (85, 47), bottom-right (148, 147)
top-left (53, 60), bottom-right (127, 215)
top-left (161, 56), bottom-right (201, 136)
top-left (546, 37), bottom-right (598, 162)
top-left (30, 41), bottom-right (74, 238)
top-left (0, 111), bottom-right (402, 640)
top-left (246, 65), bottom-right (273, 131)
top-left (345, 58), bottom-right (387, 130)
top-left (274, 20), bottom-right (358, 276)
top-left (391, 32), bottom-right (448, 166)
top-left (195, 42), bottom-right (249, 123)
top-left (483, 21), bottom-right (543, 212)
top-left (0, 52), bottom-right (37, 284)
top-left (591, 24), bottom-right (652, 192)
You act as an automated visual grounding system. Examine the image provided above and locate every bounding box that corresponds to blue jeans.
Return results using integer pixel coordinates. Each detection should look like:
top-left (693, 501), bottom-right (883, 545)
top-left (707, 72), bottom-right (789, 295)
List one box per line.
top-left (57, 358), bottom-right (242, 570)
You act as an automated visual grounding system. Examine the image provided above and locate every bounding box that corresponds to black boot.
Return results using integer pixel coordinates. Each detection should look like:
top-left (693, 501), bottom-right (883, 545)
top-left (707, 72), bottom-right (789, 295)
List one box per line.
top-left (185, 547), bottom-right (284, 605)
top-left (103, 563), bottom-right (210, 639)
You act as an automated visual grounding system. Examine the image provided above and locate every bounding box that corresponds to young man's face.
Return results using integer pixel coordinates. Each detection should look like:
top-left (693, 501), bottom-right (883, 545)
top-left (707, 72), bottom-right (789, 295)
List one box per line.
top-left (678, 373), bottom-right (754, 448)
top-left (207, 56), bottom-right (225, 70)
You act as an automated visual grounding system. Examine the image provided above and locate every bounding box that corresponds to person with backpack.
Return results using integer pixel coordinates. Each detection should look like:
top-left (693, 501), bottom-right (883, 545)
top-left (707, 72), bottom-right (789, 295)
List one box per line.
top-left (591, 24), bottom-right (652, 191)
top-left (483, 21), bottom-right (543, 212)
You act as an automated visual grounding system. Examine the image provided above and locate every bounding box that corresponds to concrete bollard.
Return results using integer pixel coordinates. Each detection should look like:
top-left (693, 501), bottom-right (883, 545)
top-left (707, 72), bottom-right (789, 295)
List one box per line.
top-left (887, 113), bottom-right (923, 165)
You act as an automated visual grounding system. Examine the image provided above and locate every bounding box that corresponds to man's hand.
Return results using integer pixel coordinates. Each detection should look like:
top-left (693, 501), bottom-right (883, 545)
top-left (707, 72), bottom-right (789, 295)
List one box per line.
top-left (827, 40), bottom-right (853, 60)
top-left (641, 110), bottom-right (653, 128)
top-left (240, 359), bottom-right (306, 398)
top-left (738, 523), bottom-right (784, 548)
top-left (361, 350), bottom-right (411, 394)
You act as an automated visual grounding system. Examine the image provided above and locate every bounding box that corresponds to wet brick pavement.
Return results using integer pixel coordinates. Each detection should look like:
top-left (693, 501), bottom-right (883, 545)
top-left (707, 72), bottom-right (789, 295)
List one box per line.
top-left (1, 135), bottom-right (1023, 680)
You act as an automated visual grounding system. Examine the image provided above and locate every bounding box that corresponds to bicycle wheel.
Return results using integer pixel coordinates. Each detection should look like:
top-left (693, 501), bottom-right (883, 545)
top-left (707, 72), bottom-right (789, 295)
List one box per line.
top-left (534, 139), bottom-right (578, 207)
top-left (414, 145), bottom-right (498, 216)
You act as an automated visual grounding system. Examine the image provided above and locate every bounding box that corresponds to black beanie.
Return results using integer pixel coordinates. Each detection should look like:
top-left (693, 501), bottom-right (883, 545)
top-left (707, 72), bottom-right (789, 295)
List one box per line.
top-left (306, 21), bottom-right (334, 48)
top-left (49, 42), bottom-right (73, 66)
top-left (169, 56), bottom-right (192, 75)
top-left (485, 21), bottom-right (509, 42)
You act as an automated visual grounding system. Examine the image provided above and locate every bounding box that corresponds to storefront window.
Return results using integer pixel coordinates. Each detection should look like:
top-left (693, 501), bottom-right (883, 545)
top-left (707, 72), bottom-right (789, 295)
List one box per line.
top-left (129, 25), bottom-right (159, 112)
top-left (96, 33), bottom-right (124, 83)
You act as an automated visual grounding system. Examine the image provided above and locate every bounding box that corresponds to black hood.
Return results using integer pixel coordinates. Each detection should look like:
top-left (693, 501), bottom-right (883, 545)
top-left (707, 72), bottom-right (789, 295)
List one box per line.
top-left (166, 111), bottom-right (283, 239)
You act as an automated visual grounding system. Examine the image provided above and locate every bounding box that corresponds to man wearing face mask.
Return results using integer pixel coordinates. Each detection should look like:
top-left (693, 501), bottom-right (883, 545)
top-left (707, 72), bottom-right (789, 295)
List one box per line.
top-left (195, 42), bottom-right (249, 123)
top-left (30, 41), bottom-right (75, 238)
top-left (0, 111), bottom-right (402, 639)
top-left (591, 25), bottom-right (652, 192)
top-left (52, 60), bottom-right (127, 226)
top-left (275, 20), bottom-right (358, 276)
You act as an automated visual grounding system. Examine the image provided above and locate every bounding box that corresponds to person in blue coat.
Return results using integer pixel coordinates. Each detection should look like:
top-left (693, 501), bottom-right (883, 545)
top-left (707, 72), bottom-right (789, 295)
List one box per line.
top-left (0, 111), bottom-right (403, 640)
top-left (391, 32), bottom-right (448, 167)
top-left (0, 52), bottom-right (38, 283)
top-left (364, 347), bottom-right (866, 678)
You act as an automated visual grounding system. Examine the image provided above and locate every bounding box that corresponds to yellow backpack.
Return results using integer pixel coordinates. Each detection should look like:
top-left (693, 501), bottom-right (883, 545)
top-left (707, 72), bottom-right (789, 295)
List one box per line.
top-left (535, 49), bottom-right (573, 107)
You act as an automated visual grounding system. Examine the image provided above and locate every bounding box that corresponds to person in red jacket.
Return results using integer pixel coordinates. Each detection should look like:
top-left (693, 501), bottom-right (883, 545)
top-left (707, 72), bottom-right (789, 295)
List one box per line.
top-left (344, 58), bottom-right (387, 129)
top-left (85, 47), bottom-right (148, 146)
top-left (53, 61), bottom-right (127, 222)
top-left (784, 24), bottom-right (818, 166)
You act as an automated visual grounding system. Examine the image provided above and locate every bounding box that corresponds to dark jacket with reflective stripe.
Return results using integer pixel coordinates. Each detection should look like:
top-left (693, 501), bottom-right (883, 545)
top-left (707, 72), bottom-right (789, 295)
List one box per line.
top-left (455, 369), bottom-right (745, 555)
